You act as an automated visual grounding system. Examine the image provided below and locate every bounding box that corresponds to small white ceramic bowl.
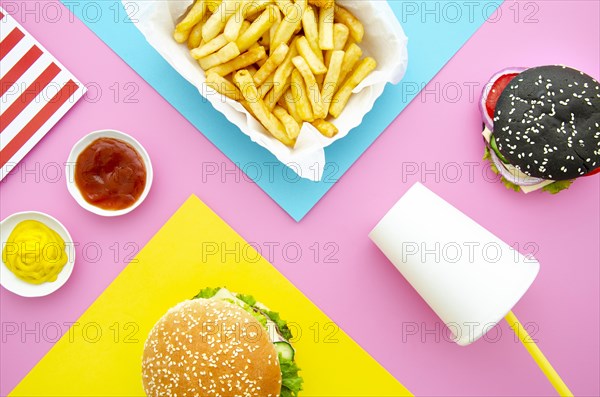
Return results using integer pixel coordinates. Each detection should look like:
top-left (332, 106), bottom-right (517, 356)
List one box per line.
top-left (0, 211), bottom-right (75, 297)
top-left (66, 129), bottom-right (153, 217)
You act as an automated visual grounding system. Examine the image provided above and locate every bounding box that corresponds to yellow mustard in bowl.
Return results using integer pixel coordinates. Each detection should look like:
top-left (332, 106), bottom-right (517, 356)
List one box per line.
top-left (2, 220), bottom-right (68, 284)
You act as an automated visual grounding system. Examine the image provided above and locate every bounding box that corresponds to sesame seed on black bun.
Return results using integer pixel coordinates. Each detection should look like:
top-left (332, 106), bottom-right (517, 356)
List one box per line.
top-left (142, 299), bottom-right (282, 397)
top-left (493, 65), bottom-right (600, 180)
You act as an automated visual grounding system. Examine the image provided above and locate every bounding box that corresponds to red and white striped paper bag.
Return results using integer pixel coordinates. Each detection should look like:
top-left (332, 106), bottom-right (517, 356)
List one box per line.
top-left (0, 7), bottom-right (86, 180)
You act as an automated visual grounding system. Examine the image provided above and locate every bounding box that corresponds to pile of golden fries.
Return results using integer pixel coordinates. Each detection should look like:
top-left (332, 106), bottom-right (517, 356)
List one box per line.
top-left (174, 0), bottom-right (376, 147)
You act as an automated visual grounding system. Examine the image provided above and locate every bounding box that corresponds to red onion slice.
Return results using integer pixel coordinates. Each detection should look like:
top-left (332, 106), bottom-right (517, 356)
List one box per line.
top-left (480, 67), bottom-right (527, 130)
top-left (489, 146), bottom-right (546, 186)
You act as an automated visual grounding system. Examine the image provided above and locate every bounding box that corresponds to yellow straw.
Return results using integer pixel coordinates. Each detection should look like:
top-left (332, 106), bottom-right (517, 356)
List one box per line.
top-left (505, 311), bottom-right (573, 397)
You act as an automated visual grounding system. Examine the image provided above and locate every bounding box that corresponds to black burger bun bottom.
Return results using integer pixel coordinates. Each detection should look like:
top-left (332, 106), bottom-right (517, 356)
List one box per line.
top-left (494, 65), bottom-right (600, 180)
top-left (142, 299), bottom-right (282, 397)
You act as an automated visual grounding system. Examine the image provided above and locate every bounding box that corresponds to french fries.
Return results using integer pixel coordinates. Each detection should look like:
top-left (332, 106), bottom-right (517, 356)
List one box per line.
top-left (301, 5), bottom-right (323, 62)
top-left (324, 22), bottom-right (348, 65)
top-left (175, 0), bottom-right (377, 146)
top-left (292, 55), bottom-right (326, 119)
top-left (272, 0), bottom-right (306, 50)
top-left (253, 43), bottom-right (289, 86)
top-left (198, 41), bottom-right (240, 70)
top-left (243, 0), bottom-right (272, 18)
top-left (334, 5), bottom-right (363, 42)
top-left (276, 0), bottom-right (294, 15)
top-left (321, 50), bottom-right (343, 116)
top-left (234, 70), bottom-right (294, 146)
top-left (175, 0), bottom-right (208, 37)
top-left (203, 0), bottom-right (238, 42)
top-left (264, 74), bottom-right (291, 110)
top-left (236, 5), bottom-right (278, 52)
top-left (205, 71), bottom-right (244, 101)
top-left (330, 57), bottom-right (376, 118)
top-left (296, 36), bottom-right (326, 74)
top-left (174, 28), bottom-right (192, 44)
top-left (312, 118), bottom-right (338, 137)
top-left (267, 36), bottom-right (299, 110)
top-left (257, 72), bottom-right (276, 98)
top-left (187, 20), bottom-right (206, 49)
top-left (246, 65), bottom-right (259, 76)
top-left (290, 69), bottom-right (314, 121)
top-left (191, 34), bottom-right (228, 59)
top-left (207, 46), bottom-right (267, 76)
top-left (205, 0), bottom-right (223, 13)
top-left (281, 88), bottom-right (302, 123)
top-left (268, 7), bottom-right (282, 55)
top-left (224, 3), bottom-right (245, 41)
top-left (318, 4), bottom-right (334, 50)
top-left (274, 105), bottom-right (301, 139)
top-left (336, 42), bottom-right (362, 86)
top-left (308, 0), bottom-right (333, 7)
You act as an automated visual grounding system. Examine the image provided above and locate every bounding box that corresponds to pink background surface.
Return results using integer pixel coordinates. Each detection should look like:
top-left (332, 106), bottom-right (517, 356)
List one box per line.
top-left (1, 1), bottom-right (598, 396)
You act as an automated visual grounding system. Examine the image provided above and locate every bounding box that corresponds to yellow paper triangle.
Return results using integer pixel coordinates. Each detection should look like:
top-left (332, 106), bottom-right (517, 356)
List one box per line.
top-left (10, 195), bottom-right (411, 396)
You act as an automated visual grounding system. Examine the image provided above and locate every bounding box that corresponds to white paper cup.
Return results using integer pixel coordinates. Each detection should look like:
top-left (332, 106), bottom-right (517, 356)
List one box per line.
top-left (369, 183), bottom-right (540, 346)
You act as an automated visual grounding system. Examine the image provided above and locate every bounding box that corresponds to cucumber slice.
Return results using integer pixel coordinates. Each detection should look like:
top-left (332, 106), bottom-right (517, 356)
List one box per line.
top-left (274, 341), bottom-right (295, 361)
top-left (490, 135), bottom-right (509, 164)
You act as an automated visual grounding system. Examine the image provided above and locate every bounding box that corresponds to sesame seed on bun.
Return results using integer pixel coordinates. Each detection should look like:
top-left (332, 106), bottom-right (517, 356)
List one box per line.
top-left (493, 65), bottom-right (600, 180)
top-left (142, 299), bottom-right (282, 397)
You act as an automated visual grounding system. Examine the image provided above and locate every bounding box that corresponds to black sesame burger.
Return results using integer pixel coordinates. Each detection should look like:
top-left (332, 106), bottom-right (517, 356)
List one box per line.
top-left (142, 287), bottom-right (302, 397)
top-left (480, 65), bottom-right (600, 193)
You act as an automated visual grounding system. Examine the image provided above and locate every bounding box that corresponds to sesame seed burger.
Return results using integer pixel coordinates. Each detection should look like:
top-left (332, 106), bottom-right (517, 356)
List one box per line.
top-left (142, 288), bottom-right (303, 397)
top-left (480, 65), bottom-right (600, 193)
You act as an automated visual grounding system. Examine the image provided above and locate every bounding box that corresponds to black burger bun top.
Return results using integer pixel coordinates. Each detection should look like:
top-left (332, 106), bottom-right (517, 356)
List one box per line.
top-left (142, 299), bottom-right (282, 397)
top-left (493, 65), bottom-right (600, 180)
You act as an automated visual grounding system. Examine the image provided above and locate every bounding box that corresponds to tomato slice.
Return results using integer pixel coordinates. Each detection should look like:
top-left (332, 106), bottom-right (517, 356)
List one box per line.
top-left (486, 73), bottom-right (519, 119)
top-left (584, 167), bottom-right (600, 177)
